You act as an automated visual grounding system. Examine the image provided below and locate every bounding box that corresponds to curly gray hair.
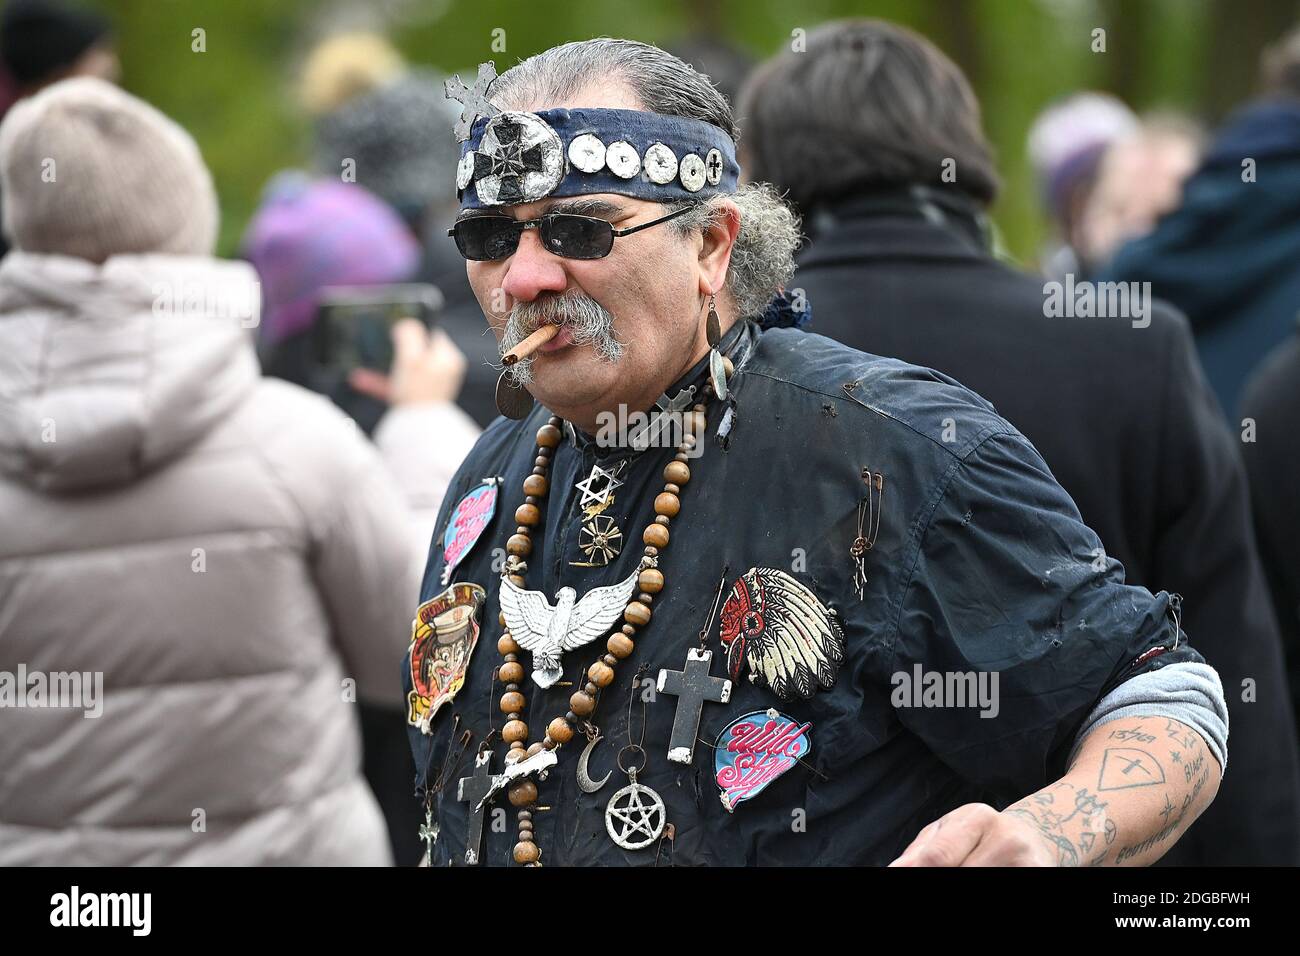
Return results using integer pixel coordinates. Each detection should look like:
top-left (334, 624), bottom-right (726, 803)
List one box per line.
top-left (490, 38), bottom-right (802, 318)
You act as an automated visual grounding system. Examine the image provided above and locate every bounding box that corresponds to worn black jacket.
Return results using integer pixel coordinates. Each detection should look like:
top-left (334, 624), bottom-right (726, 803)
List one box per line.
top-left (405, 320), bottom-right (1203, 866)
top-left (792, 197), bottom-right (1300, 865)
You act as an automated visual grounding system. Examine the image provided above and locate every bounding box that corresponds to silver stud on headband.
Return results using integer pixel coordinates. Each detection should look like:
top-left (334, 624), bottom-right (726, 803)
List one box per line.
top-left (705, 148), bottom-right (724, 186)
top-left (644, 143), bottom-right (678, 185)
top-left (567, 133), bottom-right (607, 174)
top-left (606, 141), bottom-right (641, 179)
top-left (679, 153), bottom-right (706, 193)
top-left (473, 111), bottom-right (564, 205)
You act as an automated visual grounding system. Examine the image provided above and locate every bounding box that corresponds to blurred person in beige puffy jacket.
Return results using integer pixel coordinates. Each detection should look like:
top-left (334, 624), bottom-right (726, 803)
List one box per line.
top-left (0, 77), bottom-right (429, 864)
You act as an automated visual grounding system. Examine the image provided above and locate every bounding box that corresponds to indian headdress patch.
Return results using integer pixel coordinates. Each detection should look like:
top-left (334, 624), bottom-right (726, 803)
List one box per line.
top-left (719, 567), bottom-right (845, 700)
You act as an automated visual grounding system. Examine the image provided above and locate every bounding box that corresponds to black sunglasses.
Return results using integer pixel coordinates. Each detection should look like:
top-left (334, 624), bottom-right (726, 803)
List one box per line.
top-left (449, 206), bottom-right (691, 262)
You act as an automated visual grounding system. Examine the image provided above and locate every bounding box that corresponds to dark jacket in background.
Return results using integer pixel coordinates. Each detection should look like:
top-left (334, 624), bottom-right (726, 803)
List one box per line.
top-left (1105, 99), bottom-right (1300, 420)
top-left (419, 223), bottom-right (501, 429)
top-left (1240, 324), bottom-right (1300, 739)
top-left (792, 198), bottom-right (1300, 865)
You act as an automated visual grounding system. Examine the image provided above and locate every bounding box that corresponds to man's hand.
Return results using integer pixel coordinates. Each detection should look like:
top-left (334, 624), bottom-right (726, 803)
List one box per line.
top-left (889, 803), bottom-right (1058, 867)
top-left (890, 716), bottom-right (1220, 867)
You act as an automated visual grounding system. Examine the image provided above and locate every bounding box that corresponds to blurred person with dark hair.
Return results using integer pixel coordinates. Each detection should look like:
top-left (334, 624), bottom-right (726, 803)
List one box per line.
top-left (742, 17), bottom-right (1299, 865)
top-left (1104, 26), bottom-right (1300, 420)
top-left (0, 0), bottom-right (118, 259)
top-left (0, 0), bottom-right (117, 95)
top-left (1240, 325), bottom-right (1300, 740)
top-left (1027, 92), bottom-right (1139, 280)
top-left (0, 78), bottom-right (417, 864)
top-left (302, 33), bottom-right (500, 427)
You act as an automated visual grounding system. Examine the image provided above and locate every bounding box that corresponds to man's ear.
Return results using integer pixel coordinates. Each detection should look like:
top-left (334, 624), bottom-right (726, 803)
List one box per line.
top-left (697, 198), bottom-right (741, 298)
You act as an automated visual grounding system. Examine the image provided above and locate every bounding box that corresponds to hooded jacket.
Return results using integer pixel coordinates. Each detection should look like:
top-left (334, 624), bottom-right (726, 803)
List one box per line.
top-left (0, 252), bottom-right (415, 865)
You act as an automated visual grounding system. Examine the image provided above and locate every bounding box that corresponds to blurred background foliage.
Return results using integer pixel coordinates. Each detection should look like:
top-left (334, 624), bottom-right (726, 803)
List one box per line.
top-left (89, 0), bottom-right (1300, 262)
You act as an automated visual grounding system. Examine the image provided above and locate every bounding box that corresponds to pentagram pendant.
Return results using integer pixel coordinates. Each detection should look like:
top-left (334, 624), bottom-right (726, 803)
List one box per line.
top-left (604, 768), bottom-right (666, 850)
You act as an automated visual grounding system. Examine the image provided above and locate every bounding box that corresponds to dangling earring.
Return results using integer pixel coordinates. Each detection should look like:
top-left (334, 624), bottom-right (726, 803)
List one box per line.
top-left (706, 292), bottom-right (721, 348)
top-left (705, 292), bottom-right (728, 401)
top-left (495, 369), bottom-right (534, 420)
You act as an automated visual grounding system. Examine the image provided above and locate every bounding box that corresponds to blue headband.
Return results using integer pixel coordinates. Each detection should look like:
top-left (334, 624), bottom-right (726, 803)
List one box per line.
top-left (455, 107), bottom-right (739, 209)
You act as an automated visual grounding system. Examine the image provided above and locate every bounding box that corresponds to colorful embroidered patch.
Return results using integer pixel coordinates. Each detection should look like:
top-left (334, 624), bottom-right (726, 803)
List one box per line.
top-left (407, 582), bottom-right (487, 734)
top-left (719, 567), bottom-right (845, 700)
top-left (441, 478), bottom-right (499, 586)
top-left (714, 709), bottom-right (812, 812)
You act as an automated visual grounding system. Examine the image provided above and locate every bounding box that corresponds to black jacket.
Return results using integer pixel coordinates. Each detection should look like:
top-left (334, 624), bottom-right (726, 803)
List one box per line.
top-left (1240, 325), bottom-right (1300, 740)
top-left (406, 321), bottom-right (1203, 866)
top-left (792, 197), bottom-right (1300, 865)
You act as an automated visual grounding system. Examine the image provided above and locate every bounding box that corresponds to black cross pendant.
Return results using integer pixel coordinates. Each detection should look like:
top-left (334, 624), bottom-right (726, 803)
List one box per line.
top-left (456, 749), bottom-right (495, 865)
top-left (657, 647), bottom-right (732, 764)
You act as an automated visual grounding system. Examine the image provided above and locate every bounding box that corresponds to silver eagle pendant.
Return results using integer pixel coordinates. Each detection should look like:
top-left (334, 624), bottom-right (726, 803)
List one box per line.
top-left (498, 569), bottom-right (639, 689)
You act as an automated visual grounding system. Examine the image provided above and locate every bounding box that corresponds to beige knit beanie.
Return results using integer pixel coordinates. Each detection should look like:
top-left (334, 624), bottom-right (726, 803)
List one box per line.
top-left (0, 76), bottom-right (218, 261)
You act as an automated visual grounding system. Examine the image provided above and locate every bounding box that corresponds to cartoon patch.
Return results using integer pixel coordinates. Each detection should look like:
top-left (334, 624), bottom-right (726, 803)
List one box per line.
top-left (407, 582), bottom-right (487, 734)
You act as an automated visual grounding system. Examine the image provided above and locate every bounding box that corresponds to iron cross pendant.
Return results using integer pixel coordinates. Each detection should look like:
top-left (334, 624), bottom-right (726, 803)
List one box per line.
top-left (456, 749), bottom-right (495, 865)
top-left (657, 647), bottom-right (732, 763)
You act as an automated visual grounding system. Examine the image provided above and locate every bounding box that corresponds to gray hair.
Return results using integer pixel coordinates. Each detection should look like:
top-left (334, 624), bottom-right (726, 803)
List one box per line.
top-left (491, 38), bottom-right (802, 318)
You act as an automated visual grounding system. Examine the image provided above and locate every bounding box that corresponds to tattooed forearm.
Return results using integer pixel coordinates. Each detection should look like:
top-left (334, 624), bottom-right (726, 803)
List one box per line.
top-left (1004, 783), bottom-right (1116, 866)
top-left (1002, 716), bottom-right (1220, 867)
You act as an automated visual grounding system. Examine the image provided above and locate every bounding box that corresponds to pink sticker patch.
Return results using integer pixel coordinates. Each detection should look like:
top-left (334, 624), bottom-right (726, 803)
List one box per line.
top-left (441, 478), bottom-right (499, 585)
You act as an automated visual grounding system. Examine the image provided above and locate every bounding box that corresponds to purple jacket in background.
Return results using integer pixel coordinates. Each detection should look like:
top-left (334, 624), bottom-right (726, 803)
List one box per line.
top-left (242, 174), bottom-right (420, 349)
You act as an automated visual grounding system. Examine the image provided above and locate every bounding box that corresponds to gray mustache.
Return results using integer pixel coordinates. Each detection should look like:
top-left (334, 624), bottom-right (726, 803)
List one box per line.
top-left (500, 291), bottom-right (625, 386)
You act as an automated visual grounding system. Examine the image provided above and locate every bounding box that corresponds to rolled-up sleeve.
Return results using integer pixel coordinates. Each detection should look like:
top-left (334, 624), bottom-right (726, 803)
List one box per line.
top-left (890, 431), bottom-right (1205, 800)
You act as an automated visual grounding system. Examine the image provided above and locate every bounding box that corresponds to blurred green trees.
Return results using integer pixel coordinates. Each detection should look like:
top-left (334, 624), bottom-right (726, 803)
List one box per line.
top-left (86, 0), bottom-right (1298, 262)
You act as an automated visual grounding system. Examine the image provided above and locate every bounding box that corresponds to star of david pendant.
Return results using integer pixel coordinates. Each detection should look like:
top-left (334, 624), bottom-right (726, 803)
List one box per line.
top-left (574, 462), bottom-right (623, 508)
top-left (604, 768), bottom-right (666, 850)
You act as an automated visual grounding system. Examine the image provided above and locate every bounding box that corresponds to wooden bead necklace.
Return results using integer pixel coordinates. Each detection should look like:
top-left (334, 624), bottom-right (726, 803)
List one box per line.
top-left (492, 366), bottom-right (729, 866)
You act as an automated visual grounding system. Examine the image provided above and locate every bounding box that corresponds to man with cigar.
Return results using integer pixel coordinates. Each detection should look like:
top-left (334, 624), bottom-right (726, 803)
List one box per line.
top-left (402, 38), bottom-right (1227, 867)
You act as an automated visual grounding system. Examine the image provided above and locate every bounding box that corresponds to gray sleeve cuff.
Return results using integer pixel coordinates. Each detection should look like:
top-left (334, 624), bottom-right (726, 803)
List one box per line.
top-left (1068, 661), bottom-right (1229, 777)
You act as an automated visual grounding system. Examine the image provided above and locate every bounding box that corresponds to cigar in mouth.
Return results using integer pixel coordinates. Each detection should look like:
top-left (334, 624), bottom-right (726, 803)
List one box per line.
top-left (502, 323), bottom-right (561, 365)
